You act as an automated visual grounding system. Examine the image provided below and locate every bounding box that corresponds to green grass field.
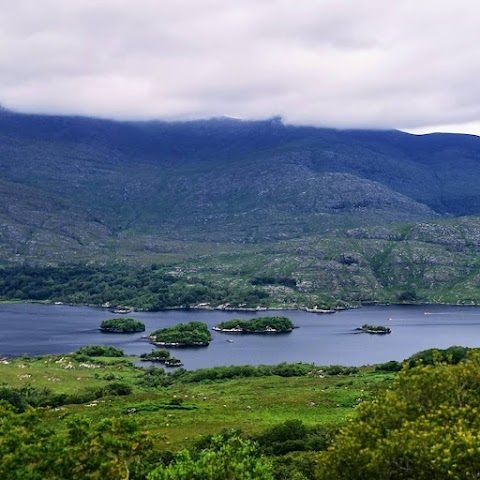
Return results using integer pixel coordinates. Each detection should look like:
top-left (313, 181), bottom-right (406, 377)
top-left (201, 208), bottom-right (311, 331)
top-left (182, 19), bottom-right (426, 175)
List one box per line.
top-left (0, 354), bottom-right (393, 448)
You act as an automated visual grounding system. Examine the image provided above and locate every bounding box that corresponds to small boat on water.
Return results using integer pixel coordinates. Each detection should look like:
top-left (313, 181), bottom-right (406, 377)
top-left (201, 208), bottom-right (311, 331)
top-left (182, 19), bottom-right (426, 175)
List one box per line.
top-left (227, 339), bottom-right (234, 343)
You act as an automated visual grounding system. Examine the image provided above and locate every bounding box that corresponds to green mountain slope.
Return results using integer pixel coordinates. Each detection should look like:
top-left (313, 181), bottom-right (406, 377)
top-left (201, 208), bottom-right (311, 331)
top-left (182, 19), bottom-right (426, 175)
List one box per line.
top-left (175, 217), bottom-right (480, 306)
top-left (1, 108), bottom-right (480, 306)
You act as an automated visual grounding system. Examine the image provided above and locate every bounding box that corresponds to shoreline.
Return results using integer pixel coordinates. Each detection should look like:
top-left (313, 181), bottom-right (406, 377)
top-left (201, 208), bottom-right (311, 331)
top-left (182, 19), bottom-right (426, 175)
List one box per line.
top-left (1, 299), bottom-right (480, 315)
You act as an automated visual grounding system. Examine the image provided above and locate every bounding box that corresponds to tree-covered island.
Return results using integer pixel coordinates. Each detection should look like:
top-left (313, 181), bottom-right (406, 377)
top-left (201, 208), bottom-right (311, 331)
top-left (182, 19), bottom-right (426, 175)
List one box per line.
top-left (213, 316), bottom-right (294, 333)
top-left (99, 318), bottom-right (146, 333)
top-left (149, 321), bottom-right (212, 347)
top-left (357, 324), bottom-right (391, 334)
top-left (139, 349), bottom-right (184, 367)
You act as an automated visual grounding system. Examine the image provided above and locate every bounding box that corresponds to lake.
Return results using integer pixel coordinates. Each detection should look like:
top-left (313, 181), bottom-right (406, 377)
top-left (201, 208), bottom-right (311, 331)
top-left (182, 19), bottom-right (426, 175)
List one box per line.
top-left (1, 303), bottom-right (480, 369)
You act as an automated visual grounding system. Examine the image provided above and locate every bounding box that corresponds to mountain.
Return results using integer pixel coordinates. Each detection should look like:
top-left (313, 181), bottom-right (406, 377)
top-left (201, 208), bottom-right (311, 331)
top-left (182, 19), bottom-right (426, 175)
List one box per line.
top-left (1, 109), bottom-right (480, 262)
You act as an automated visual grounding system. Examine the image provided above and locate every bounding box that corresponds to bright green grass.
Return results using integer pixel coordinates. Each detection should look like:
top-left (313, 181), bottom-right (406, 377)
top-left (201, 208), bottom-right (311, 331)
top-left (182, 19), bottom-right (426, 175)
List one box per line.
top-left (0, 355), bottom-right (394, 449)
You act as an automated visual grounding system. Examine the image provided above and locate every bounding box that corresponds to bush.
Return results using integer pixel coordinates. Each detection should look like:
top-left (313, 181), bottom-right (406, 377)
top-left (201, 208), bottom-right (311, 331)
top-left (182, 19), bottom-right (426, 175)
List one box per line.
top-left (147, 433), bottom-right (273, 480)
top-left (322, 365), bottom-right (359, 376)
top-left (76, 345), bottom-right (124, 357)
top-left (0, 387), bottom-right (28, 412)
top-left (138, 367), bottom-right (173, 388)
top-left (272, 452), bottom-right (319, 480)
top-left (375, 360), bottom-right (402, 372)
top-left (0, 405), bottom-right (156, 479)
top-left (256, 420), bottom-right (330, 456)
top-left (316, 352), bottom-right (480, 479)
top-left (98, 382), bottom-right (133, 397)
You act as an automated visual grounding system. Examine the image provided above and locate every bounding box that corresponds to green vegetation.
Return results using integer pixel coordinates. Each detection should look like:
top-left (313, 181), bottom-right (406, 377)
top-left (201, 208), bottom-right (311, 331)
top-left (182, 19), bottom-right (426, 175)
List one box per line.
top-left (149, 321), bottom-right (212, 346)
top-left (147, 434), bottom-right (274, 480)
top-left (5, 216), bottom-right (480, 310)
top-left (374, 360), bottom-right (403, 372)
top-left (316, 352), bottom-right (480, 479)
top-left (0, 380), bottom-right (132, 412)
top-left (0, 405), bottom-right (157, 480)
top-left (5, 113), bottom-right (480, 309)
top-left (214, 316), bottom-right (294, 333)
top-left (358, 324), bottom-right (391, 334)
top-left (100, 317), bottom-right (146, 333)
top-left (1, 346), bottom-right (479, 478)
top-left (140, 349), bottom-right (171, 362)
top-left (0, 265), bottom-right (271, 310)
top-left (75, 345), bottom-right (125, 357)
top-left (139, 349), bottom-right (183, 367)
top-left (406, 345), bottom-right (471, 367)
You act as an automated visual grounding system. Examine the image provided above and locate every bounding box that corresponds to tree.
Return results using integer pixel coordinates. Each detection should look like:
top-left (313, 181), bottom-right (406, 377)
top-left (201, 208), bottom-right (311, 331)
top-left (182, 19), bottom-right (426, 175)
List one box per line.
top-left (147, 434), bottom-right (273, 480)
top-left (0, 405), bottom-right (155, 479)
top-left (316, 352), bottom-right (480, 479)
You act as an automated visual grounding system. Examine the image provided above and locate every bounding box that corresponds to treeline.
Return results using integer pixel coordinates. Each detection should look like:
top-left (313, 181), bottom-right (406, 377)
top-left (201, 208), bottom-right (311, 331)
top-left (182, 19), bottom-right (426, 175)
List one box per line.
top-left (165, 362), bottom-right (358, 384)
top-left (0, 265), bottom-right (269, 310)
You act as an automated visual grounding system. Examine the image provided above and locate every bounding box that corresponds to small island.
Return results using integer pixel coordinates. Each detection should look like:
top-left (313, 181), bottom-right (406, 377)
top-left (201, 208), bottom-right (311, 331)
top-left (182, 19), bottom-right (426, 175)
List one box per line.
top-left (140, 349), bottom-right (183, 367)
top-left (149, 321), bottom-right (212, 347)
top-left (100, 317), bottom-right (146, 333)
top-left (111, 308), bottom-right (133, 314)
top-left (357, 324), bottom-right (391, 334)
top-left (213, 316), bottom-right (294, 333)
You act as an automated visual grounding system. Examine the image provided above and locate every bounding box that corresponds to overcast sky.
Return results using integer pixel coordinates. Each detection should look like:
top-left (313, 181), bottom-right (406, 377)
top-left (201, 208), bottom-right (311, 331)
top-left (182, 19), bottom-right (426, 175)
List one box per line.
top-left (1, 0), bottom-right (480, 134)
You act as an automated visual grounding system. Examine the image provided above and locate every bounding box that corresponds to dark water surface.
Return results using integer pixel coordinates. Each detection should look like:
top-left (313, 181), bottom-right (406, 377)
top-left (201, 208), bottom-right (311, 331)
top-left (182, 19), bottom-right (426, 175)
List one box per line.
top-left (1, 303), bottom-right (480, 369)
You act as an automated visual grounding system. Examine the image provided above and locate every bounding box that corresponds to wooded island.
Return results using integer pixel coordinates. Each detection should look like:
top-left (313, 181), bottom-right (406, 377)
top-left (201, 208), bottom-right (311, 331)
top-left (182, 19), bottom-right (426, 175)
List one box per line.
top-left (99, 318), bottom-right (146, 333)
top-left (149, 321), bottom-right (212, 347)
top-left (213, 316), bottom-right (294, 333)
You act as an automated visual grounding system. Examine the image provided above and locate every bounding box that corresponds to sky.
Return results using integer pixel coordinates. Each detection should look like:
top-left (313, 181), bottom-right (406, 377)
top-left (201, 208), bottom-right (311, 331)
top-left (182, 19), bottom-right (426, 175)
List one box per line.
top-left (1, 0), bottom-right (480, 135)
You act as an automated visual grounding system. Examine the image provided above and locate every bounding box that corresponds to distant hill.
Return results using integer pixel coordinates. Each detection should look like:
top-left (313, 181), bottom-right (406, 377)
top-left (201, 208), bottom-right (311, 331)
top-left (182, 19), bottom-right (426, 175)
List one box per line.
top-left (1, 109), bottom-right (480, 262)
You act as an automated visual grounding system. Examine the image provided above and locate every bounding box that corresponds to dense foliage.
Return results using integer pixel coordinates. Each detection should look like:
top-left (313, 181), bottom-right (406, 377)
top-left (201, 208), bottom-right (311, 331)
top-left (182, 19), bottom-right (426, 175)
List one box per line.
top-left (0, 265), bottom-right (269, 310)
top-left (149, 321), bottom-right (212, 346)
top-left (406, 345), bottom-right (470, 367)
top-left (75, 345), bottom-right (125, 357)
top-left (148, 434), bottom-right (274, 480)
top-left (374, 360), bottom-right (403, 372)
top-left (4, 344), bottom-right (480, 479)
top-left (167, 362), bottom-right (337, 383)
top-left (100, 317), bottom-right (146, 333)
top-left (317, 352), bottom-right (480, 479)
top-left (255, 420), bottom-right (330, 456)
top-left (214, 316), bottom-right (294, 333)
top-left (140, 349), bottom-right (171, 361)
top-left (0, 381), bottom-right (133, 412)
top-left (0, 405), bottom-right (156, 479)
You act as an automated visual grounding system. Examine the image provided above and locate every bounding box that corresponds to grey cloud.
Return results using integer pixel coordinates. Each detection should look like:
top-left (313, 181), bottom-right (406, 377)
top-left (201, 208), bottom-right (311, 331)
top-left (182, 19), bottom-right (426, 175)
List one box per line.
top-left (1, 0), bottom-right (480, 131)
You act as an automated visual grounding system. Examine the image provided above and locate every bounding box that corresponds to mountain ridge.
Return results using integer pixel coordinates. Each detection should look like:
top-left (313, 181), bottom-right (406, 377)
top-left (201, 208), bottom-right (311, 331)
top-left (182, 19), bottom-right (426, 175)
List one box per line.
top-left (1, 110), bottom-right (480, 261)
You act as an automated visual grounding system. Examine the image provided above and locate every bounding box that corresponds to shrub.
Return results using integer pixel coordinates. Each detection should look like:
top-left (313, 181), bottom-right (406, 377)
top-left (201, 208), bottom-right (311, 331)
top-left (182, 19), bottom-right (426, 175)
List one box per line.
top-left (76, 345), bottom-right (124, 357)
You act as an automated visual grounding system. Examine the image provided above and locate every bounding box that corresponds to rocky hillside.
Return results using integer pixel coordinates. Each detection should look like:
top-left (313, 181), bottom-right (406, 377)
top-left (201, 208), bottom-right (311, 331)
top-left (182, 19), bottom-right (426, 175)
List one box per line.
top-left (1, 109), bottom-right (480, 261)
top-left (175, 217), bottom-right (480, 306)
